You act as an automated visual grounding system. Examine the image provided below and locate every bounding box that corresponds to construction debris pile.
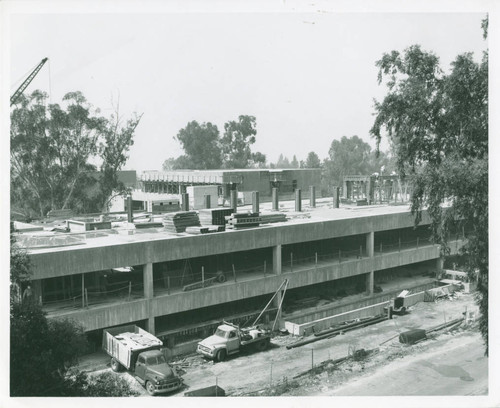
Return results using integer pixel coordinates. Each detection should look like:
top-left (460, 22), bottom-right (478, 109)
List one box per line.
top-left (226, 212), bottom-right (262, 229)
top-left (163, 211), bottom-right (200, 233)
top-left (260, 212), bottom-right (287, 224)
top-left (198, 208), bottom-right (233, 226)
top-left (185, 225), bottom-right (225, 235)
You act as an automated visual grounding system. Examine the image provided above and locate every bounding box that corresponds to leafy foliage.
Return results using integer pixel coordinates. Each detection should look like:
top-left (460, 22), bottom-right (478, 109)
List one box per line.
top-left (221, 115), bottom-right (266, 168)
top-left (10, 91), bottom-right (141, 217)
top-left (10, 234), bottom-right (32, 303)
top-left (173, 120), bottom-right (223, 169)
top-left (10, 301), bottom-right (87, 396)
top-left (169, 115), bottom-right (266, 169)
top-left (323, 135), bottom-right (394, 187)
top-left (62, 371), bottom-right (139, 397)
top-left (370, 27), bottom-right (488, 353)
top-left (275, 154), bottom-right (291, 168)
top-left (303, 151), bottom-right (321, 168)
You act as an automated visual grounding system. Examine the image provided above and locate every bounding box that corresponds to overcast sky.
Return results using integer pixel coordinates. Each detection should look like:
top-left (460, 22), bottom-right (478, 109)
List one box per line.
top-left (8, 6), bottom-right (488, 172)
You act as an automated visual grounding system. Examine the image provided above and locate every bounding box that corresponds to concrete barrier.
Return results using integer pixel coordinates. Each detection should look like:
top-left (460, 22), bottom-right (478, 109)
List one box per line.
top-left (284, 283), bottom-right (458, 336)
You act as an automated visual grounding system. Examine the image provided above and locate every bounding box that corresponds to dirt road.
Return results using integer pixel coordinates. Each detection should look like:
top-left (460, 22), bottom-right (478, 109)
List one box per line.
top-left (322, 331), bottom-right (487, 396)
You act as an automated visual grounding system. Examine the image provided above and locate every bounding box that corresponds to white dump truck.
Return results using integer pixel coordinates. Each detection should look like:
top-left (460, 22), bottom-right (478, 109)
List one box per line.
top-left (197, 321), bottom-right (271, 361)
top-left (102, 324), bottom-right (183, 395)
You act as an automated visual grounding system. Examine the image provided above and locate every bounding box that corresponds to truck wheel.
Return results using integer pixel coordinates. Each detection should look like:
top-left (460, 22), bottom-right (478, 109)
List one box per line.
top-left (216, 349), bottom-right (226, 362)
top-left (401, 307), bottom-right (406, 314)
top-left (111, 358), bottom-right (122, 372)
top-left (255, 338), bottom-right (269, 351)
top-left (146, 381), bottom-right (156, 396)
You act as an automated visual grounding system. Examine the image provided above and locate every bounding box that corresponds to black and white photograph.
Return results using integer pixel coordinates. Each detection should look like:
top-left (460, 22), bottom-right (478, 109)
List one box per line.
top-left (1, 1), bottom-right (497, 406)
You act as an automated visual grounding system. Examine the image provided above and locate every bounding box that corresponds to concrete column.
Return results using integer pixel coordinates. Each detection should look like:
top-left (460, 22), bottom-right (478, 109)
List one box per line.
top-left (436, 257), bottom-right (444, 278)
top-left (230, 189), bottom-right (238, 213)
top-left (295, 189), bottom-right (302, 212)
top-left (366, 231), bottom-right (374, 295)
top-left (181, 193), bottom-right (189, 211)
top-left (309, 186), bottom-right (316, 208)
top-left (145, 317), bottom-right (156, 334)
top-left (272, 245), bottom-right (283, 329)
top-left (204, 194), bottom-right (211, 209)
top-left (272, 188), bottom-right (279, 211)
top-left (343, 180), bottom-right (347, 199)
top-left (127, 195), bottom-right (133, 223)
top-left (252, 191), bottom-right (259, 213)
top-left (143, 263), bottom-right (155, 333)
top-left (365, 271), bottom-right (374, 296)
top-left (143, 263), bottom-right (154, 299)
top-left (366, 231), bottom-right (374, 257)
top-left (273, 245), bottom-right (282, 275)
top-left (333, 187), bottom-right (340, 208)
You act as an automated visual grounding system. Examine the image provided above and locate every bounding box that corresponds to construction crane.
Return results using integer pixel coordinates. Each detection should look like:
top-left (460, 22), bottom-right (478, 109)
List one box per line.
top-left (10, 57), bottom-right (48, 106)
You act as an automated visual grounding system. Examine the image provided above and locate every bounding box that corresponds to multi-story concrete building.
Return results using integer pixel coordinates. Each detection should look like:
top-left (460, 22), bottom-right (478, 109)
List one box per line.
top-left (15, 199), bottom-right (464, 354)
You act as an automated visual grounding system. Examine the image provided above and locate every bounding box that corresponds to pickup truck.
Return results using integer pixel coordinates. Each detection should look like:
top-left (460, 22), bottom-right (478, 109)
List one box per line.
top-left (102, 324), bottom-right (182, 395)
top-left (197, 321), bottom-right (271, 362)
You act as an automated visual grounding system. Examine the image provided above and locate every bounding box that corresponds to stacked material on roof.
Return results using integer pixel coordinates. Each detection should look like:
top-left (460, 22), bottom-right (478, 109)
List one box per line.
top-left (226, 212), bottom-right (262, 229)
top-left (198, 208), bottom-right (233, 226)
top-left (163, 211), bottom-right (200, 233)
top-left (185, 225), bottom-right (225, 235)
top-left (260, 212), bottom-right (287, 224)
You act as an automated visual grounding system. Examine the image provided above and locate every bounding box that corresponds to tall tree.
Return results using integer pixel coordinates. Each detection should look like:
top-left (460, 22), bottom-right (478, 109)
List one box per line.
top-left (97, 104), bottom-right (142, 212)
top-left (174, 120), bottom-right (222, 169)
top-left (276, 154), bottom-right (290, 168)
top-left (304, 151), bottom-right (321, 168)
top-left (10, 234), bottom-right (31, 304)
top-left (290, 155), bottom-right (299, 168)
top-left (324, 135), bottom-right (372, 186)
top-left (370, 21), bottom-right (488, 353)
top-left (10, 91), bottom-right (141, 217)
top-left (221, 115), bottom-right (264, 168)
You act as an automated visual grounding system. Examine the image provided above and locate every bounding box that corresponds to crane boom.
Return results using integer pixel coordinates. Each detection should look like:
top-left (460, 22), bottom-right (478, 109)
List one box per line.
top-left (10, 57), bottom-right (48, 106)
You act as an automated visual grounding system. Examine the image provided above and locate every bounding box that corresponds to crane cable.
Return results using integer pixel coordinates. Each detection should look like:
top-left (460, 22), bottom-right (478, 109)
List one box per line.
top-left (48, 58), bottom-right (52, 105)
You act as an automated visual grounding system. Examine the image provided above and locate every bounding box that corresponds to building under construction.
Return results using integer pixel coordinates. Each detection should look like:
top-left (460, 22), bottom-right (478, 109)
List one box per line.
top-left (13, 189), bottom-right (466, 355)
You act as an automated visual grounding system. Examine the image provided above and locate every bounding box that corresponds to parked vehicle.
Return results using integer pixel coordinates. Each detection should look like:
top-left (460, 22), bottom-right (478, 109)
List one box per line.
top-left (197, 321), bottom-right (271, 361)
top-left (197, 279), bottom-right (289, 362)
top-left (102, 324), bottom-right (182, 395)
top-left (384, 289), bottom-right (410, 317)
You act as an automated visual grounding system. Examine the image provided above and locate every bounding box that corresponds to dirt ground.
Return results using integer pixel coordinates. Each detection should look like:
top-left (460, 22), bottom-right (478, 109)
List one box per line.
top-left (79, 291), bottom-right (487, 398)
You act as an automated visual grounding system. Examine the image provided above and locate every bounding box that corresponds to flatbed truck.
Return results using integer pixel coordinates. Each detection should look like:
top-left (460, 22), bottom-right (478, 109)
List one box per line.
top-left (197, 321), bottom-right (271, 361)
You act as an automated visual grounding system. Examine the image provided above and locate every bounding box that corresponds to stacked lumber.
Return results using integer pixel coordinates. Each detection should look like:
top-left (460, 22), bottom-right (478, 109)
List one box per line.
top-left (162, 211), bottom-right (200, 233)
top-left (260, 212), bottom-right (287, 224)
top-left (198, 208), bottom-right (233, 226)
top-left (185, 225), bottom-right (225, 235)
top-left (226, 212), bottom-right (261, 229)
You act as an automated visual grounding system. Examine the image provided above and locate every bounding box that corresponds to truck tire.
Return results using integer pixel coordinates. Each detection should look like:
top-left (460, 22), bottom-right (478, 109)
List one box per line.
top-left (146, 381), bottom-right (156, 396)
top-left (216, 349), bottom-right (227, 362)
top-left (111, 358), bottom-right (123, 372)
top-left (400, 307), bottom-right (406, 314)
top-left (255, 338), bottom-right (269, 351)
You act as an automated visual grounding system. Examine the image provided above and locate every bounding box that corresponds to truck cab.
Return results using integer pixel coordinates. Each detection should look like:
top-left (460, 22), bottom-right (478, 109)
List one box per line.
top-left (134, 350), bottom-right (182, 395)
